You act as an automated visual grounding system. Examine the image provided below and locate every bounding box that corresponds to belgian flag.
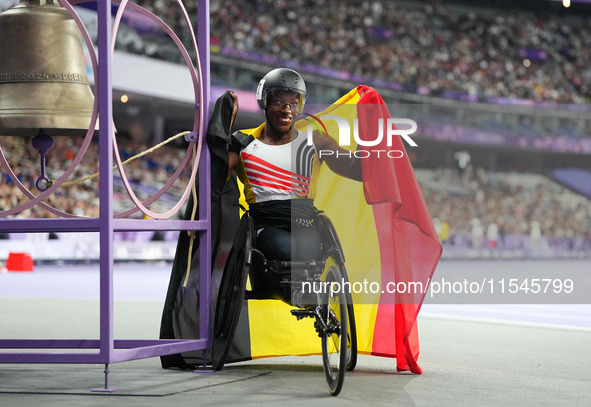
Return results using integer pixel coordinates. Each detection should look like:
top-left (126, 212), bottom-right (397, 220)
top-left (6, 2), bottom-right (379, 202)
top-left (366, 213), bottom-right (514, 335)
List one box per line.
top-left (160, 87), bottom-right (442, 373)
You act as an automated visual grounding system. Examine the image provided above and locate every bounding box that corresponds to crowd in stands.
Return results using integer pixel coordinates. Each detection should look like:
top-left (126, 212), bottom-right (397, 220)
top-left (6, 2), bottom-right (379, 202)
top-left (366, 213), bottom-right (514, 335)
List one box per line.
top-left (209, 0), bottom-right (590, 103)
top-left (100, 0), bottom-right (591, 104)
top-left (0, 135), bottom-right (191, 220)
top-left (2, 0), bottom-right (590, 104)
top-left (419, 167), bottom-right (591, 254)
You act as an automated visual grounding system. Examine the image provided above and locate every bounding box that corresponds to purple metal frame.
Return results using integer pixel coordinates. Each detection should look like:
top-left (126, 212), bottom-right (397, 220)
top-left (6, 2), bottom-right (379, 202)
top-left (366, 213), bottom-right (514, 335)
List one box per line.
top-left (0, 0), bottom-right (212, 389)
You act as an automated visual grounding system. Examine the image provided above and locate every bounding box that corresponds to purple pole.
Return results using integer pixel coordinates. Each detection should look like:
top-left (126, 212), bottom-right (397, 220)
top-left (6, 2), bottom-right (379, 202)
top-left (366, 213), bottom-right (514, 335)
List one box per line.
top-left (97, 0), bottom-right (115, 363)
top-left (198, 0), bottom-right (212, 348)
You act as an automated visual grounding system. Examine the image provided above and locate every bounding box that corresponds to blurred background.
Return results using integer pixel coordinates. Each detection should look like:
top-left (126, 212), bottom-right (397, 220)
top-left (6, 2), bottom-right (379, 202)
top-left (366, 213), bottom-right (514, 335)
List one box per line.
top-left (1, 0), bottom-right (590, 263)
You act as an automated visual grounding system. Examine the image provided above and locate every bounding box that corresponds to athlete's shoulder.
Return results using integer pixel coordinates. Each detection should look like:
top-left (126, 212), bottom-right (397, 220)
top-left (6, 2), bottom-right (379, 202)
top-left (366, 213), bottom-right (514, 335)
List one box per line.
top-left (233, 123), bottom-right (266, 151)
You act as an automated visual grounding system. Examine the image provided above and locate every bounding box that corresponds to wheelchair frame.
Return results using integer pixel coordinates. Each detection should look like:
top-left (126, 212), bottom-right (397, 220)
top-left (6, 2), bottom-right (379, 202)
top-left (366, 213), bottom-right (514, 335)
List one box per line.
top-left (211, 211), bottom-right (357, 396)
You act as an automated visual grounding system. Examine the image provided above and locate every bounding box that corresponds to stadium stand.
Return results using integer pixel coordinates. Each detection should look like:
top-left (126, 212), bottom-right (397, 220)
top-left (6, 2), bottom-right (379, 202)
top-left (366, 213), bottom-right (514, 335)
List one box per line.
top-left (418, 168), bottom-right (591, 257)
top-left (78, 0), bottom-right (591, 104)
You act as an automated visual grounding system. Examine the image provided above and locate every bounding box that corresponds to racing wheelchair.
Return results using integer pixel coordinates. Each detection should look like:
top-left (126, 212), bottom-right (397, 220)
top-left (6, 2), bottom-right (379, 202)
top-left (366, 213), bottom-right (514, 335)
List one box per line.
top-left (211, 210), bottom-right (357, 396)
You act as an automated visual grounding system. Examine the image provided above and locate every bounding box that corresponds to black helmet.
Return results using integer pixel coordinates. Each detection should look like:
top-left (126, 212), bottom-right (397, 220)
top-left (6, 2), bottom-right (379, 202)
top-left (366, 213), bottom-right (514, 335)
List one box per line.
top-left (256, 68), bottom-right (307, 110)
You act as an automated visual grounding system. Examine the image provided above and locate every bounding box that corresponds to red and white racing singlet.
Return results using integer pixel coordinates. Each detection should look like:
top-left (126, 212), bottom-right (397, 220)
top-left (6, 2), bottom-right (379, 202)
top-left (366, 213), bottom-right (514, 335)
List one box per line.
top-left (240, 130), bottom-right (319, 203)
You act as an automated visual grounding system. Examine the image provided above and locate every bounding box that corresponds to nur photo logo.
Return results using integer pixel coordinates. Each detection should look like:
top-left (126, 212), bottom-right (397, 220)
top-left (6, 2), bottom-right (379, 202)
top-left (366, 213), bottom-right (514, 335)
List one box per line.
top-left (302, 113), bottom-right (418, 159)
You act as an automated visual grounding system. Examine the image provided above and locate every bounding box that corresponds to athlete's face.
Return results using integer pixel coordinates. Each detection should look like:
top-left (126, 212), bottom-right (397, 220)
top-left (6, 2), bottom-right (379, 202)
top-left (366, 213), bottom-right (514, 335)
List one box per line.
top-left (267, 93), bottom-right (301, 133)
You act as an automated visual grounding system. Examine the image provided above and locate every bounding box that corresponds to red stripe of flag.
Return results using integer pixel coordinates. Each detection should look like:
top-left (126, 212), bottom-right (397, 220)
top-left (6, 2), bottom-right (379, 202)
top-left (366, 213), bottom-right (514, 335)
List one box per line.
top-left (358, 85), bottom-right (442, 374)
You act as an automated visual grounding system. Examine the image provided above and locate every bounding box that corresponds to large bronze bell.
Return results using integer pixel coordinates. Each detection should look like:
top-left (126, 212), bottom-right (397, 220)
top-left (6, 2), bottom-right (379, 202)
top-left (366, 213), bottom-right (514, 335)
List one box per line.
top-left (0, 0), bottom-right (97, 138)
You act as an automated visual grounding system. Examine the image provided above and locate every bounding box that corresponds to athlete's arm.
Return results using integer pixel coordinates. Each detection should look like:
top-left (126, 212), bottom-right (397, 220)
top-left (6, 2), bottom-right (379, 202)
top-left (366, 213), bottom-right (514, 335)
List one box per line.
top-left (312, 130), bottom-right (362, 181)
top-left (228, 150), bottom-right (239, 179)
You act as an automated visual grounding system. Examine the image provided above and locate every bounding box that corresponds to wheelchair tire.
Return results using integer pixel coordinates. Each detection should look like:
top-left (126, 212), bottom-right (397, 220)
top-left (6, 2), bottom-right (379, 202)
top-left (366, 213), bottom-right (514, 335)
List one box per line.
top-left (211, 214), bottom-right (254, 371)
top-left (340, 264), bottom-right (358, 372)
top-left (321, 265), bottom-right (347, 396)
top-left (317, 214), bottom-right (357, 371)
top-left (324, 255), bottom-right (357, 372)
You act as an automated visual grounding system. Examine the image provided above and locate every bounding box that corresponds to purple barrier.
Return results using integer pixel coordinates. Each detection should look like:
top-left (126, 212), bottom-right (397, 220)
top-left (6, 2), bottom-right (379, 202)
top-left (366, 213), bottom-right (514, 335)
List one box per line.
top-left (518, 48), bottom-right (548, 61)
top-left (442, 233), bottom-right (591, 258)
top-left (419, 122), bottom-right (591, 154)
top-left (551, 169), bottom-right (591, 199)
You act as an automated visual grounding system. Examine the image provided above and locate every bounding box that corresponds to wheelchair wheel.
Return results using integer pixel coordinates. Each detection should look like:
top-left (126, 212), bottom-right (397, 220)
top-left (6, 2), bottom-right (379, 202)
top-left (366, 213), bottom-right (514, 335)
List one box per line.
top-left (321, 265), bottom-right (347, 396)
top-left (317, 214), bottom-right (357, 371)
top-left (211, 214), bottom-right (253, 371)
top-left (324, 256), bottom-right (357, 372)
top-left (341, 266), bottom-right (358, 372)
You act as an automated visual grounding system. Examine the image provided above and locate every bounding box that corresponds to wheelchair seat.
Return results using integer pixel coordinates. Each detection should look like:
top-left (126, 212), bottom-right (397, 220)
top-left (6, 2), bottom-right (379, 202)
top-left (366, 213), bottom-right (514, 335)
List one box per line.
top-left (242, 211), bottom-right (347, 306)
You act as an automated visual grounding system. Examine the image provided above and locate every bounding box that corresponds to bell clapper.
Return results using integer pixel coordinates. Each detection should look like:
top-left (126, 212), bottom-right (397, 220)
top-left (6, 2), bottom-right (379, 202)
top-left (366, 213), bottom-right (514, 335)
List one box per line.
top-left (31, 129), bottom-right (54, 191)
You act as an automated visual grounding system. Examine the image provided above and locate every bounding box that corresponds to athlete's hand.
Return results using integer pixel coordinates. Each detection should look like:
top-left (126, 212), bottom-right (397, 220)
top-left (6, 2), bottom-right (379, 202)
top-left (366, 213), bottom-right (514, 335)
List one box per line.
top-left (311, 130), bottom-right (362, 182)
